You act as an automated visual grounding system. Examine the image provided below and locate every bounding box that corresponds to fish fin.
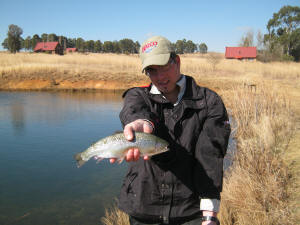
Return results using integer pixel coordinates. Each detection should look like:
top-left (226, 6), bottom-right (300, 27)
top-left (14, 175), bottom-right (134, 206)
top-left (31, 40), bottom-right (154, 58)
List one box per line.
top-left (117, 157), bottom-right (125, 164)
top-left (74, 153), bottom-right (86, 168)
top-left (95, 157), bottom-right (104, 164)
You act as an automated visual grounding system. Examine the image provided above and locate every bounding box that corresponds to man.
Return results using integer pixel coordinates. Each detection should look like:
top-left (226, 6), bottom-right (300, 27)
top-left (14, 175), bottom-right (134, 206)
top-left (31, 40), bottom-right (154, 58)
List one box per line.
top-left (112, 36), bottom-right (231, 225)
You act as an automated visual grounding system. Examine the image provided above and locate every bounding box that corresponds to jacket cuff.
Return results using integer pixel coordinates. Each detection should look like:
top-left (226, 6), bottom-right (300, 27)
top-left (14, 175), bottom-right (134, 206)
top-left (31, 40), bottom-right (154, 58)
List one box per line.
top-left (200, 199), bottom-right (220, 212)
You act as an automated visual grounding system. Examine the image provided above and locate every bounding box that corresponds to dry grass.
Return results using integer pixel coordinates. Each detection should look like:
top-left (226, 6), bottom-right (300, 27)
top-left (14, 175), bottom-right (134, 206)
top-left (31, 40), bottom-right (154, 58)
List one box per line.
top-left (0, 52), bottom-right (299, 225)
top-left (101, 202), bottom-right (129, 225)
top-left (219, 85), bottom-right (296, 225)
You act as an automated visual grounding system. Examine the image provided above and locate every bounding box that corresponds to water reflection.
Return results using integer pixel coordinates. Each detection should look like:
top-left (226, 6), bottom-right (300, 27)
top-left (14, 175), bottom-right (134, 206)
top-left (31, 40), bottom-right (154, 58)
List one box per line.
top-left (10, 101), bottom-right (26, 135)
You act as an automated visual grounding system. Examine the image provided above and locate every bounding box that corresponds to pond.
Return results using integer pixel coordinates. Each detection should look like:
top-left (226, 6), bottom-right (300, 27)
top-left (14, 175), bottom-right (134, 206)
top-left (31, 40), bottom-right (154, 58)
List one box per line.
top-left (0, 91), bottom-right (127, 225)
top-left (0, 91), bottom-right (235, 225)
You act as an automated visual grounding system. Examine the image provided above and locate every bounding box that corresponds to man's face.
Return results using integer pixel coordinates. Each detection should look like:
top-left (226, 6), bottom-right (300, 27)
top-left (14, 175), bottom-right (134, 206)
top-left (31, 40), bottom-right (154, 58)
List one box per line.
top-left (145, 56), bottom-right (181, 94)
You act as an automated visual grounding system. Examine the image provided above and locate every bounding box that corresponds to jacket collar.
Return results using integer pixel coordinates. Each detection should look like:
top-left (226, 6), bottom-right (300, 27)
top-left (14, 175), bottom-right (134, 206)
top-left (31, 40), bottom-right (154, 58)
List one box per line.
top-left (150, 75), bottom-right (186, 106)
top-left (146, 75), bottom-right (204, 104)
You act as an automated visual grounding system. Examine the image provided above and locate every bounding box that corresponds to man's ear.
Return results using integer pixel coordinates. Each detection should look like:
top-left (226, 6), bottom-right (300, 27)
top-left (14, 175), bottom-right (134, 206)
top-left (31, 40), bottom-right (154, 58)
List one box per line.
top-left (175, 55), bottom-right (181, 65)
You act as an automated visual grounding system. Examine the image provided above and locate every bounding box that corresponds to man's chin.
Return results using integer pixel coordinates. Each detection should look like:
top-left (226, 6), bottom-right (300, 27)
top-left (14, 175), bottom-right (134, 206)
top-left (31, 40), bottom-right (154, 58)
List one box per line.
top-left (158, 86), bottom-right (169, 93)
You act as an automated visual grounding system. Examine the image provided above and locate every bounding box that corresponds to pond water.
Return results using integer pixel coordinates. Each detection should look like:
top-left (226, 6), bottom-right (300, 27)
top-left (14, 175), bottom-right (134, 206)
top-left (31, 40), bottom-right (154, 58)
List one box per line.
top-left (0, 91), bottom-right (127, 225)
top-left (0, 91), bottom-right (235, 225)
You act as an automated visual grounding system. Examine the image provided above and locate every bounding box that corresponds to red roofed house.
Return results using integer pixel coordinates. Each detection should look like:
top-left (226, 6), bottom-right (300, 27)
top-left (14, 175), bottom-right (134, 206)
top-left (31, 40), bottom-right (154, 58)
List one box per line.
top-left (34, 42), bottom-right (63, 55)
top-left (225, 47), bottom-right (256, 60)
top-left (66, 48), bottom-right (77, 53)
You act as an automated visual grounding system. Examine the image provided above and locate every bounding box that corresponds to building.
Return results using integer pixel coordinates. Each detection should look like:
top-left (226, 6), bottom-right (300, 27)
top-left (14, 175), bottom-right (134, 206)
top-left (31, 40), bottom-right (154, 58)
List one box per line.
top-left (66, 48), bottom-right (77, 53)
top-left (34, 42), bottom-right (63, 55)
top-left (225, 47), bottom-right (256, 60)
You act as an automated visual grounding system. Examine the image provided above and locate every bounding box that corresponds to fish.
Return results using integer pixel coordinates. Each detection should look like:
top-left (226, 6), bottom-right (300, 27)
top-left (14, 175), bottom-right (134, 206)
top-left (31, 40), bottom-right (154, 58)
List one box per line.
top-left (74, 132), bottom-right (169, 167)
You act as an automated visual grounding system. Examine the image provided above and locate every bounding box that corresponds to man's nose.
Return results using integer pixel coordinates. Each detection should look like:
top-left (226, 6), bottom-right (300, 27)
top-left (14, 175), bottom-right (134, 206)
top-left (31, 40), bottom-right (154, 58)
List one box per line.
top-left (155, 69), bottom-right (167, 78)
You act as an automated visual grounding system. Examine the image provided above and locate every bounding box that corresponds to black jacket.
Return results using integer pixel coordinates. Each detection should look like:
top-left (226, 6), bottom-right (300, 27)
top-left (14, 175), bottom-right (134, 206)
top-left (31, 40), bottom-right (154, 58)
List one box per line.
top-left (118, 75), bottom-right (231, 223)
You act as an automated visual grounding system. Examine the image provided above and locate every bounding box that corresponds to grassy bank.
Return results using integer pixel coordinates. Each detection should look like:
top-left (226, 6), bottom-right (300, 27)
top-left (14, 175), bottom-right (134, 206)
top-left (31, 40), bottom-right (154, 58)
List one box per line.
top-left (1, 52), bottom-right (299, 224)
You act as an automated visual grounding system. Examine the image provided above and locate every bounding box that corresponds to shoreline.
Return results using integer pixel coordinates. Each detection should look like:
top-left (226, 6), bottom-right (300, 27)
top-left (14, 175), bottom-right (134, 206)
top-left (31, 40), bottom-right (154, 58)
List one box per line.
top-left (0, 78), bottom-right (147, 92)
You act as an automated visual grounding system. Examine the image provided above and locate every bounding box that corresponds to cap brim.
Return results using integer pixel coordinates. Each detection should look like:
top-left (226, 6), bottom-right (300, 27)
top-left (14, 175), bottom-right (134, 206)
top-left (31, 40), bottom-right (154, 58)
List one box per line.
top-left (142, 53), bottom-right (170, 72)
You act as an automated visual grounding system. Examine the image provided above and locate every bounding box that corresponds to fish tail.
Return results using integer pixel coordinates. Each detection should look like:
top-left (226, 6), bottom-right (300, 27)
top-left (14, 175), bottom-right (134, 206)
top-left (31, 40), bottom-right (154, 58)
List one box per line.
top-left (74, 153), bottom-right (86, 168)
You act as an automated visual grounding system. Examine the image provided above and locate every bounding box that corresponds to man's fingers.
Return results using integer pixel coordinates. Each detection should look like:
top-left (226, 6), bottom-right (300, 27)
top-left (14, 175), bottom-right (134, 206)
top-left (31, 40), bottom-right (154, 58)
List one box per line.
top-left (143, 122), bottom-right (153, 133)
top-left (126, 149), bottom-right (134, 161)
top-left (133, 148), bottom-right (140, 160)
top-left (110, 158), bottom-right (117, 164)
top-left (124, 120), bottom-right (154, 140)
top-left (124, 125), bottom-right (134, 141)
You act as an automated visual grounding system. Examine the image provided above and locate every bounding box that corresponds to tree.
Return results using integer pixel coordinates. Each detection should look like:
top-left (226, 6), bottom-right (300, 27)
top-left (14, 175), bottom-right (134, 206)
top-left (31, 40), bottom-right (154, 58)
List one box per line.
top-left (112, 41), bottom-right (121, 53)
top-left (41, 33), bottom-right (48, 42)
top-left (48, 33), bottom-right (58, 42)
top-left (67, 38), bottom-right (76, 48)
top-left (199, 43), bottom-right (208, 54)
top-left (94, 40), bottom-right (103, 53)
top-left (2, 38), bottom-right (9, 50)
top-left (134, 41), bottom-right (140, 53)
top-left (289, 28), bottom-right (300, 61)
top-left (23, 36), bottom-right (32, 52)
top-left (185, 40), bottom-right (197, 53)
top-left (175, 40), bottom-right (185, 54)
top-left (256, 30), bottom-right (264, 51)
top-left (239, 30), bottom-right (254, 47)
top-left (103, 41), bottom-right (114, 53)
top-left (84, 40), bottom-right (95, 52)
top-left (265, 5), bottom-right (300, 60)
top-left (31, 34), bottom-right (41, 51)
top-left (75, 38), bottom-right (85, 52)
top-left (119, 38), bottom-right (136, 54)
top-left (7, 24), bottom-right (23, 53)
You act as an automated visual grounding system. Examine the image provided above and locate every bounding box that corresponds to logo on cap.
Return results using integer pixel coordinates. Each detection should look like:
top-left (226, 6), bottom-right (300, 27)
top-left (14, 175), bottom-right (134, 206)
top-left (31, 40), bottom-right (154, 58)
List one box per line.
top-left (142, 41), bottom-right (158, 53)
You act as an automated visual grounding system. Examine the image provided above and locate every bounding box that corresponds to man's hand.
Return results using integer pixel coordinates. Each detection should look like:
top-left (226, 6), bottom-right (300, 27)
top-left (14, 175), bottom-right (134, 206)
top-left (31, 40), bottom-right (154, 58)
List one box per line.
top-left (110, 119), bottom-right (154, 163)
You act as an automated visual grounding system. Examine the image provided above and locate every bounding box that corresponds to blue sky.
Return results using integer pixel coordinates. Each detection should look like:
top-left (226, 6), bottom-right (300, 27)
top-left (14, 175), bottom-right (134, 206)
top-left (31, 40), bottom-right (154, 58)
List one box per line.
top-left (1, 0), bottom-right (299, 52)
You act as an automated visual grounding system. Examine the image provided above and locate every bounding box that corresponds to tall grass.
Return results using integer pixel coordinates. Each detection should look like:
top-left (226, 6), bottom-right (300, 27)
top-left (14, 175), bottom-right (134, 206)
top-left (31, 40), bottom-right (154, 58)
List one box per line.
top-left (219, 85), bottom-right (295, 225)
top-left (101, 202), bottom-right (129, 225)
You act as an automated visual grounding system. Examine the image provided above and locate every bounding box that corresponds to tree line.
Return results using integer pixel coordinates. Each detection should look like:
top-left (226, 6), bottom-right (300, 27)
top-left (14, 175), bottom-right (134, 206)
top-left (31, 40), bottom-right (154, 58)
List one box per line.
top-left (1, 29), bottom-right (208, 55)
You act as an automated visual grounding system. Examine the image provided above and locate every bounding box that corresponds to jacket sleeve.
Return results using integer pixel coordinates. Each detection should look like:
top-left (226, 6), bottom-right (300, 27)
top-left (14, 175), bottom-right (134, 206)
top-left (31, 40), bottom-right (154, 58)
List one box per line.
top-left (194, 90), bottom-right (231, 200)
top-left (119, 88), bottom-right (157, 127)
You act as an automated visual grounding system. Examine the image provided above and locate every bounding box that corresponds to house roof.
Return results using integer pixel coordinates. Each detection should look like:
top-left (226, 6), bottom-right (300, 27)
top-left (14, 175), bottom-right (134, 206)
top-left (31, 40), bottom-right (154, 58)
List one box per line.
top-left (225, 47), bottom-right (257, 59)
top-left (34, 42), bottom-right (59, 51)
top-left (66, 48), bottom-right (77, 52)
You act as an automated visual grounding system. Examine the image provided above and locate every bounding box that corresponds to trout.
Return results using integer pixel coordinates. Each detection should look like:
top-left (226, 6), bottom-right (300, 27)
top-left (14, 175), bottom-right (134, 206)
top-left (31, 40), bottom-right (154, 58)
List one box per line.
top-left (74, 132), bottom-right (169, 167)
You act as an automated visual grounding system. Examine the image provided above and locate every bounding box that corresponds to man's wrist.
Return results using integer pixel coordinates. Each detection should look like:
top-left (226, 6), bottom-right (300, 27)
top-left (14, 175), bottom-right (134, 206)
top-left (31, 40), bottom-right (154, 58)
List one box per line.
top-left (202, 210), bottom-right (217, 217)
top-left (202, 216), bottom-right (220, 225)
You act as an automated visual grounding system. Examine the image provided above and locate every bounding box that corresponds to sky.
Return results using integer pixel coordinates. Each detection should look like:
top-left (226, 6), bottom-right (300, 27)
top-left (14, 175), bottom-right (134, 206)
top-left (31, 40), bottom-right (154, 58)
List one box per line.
top-left (1, 0), bottom-right (299, 53)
